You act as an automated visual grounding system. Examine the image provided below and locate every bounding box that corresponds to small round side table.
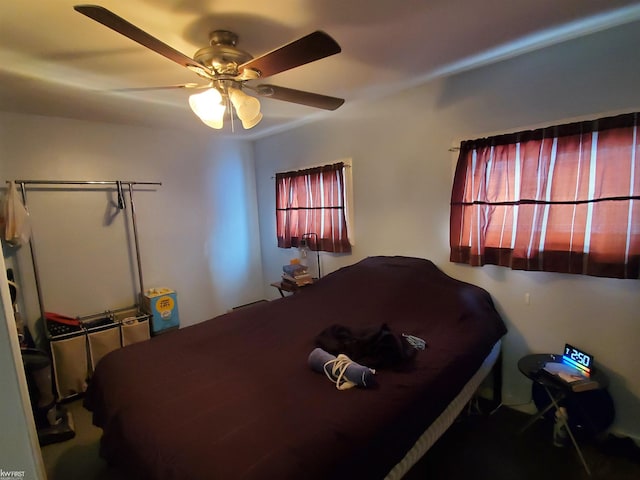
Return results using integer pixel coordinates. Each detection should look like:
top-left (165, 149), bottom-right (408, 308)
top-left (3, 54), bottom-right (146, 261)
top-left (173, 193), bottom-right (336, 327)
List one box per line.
top-left (518, 353), bottom-right (610, 476)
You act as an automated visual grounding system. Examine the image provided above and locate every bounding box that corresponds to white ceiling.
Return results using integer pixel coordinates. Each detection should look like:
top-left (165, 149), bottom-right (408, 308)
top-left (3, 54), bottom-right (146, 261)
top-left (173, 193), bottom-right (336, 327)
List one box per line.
top-left (2, 0), bottom-right (640, 139)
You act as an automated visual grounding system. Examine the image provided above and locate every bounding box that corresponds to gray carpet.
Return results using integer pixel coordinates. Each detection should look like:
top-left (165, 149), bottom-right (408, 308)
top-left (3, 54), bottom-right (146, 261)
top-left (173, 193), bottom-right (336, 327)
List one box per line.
top-left (405, 401), bottom-right (640, 480)
top-left (41, 398), bottom-right (640, 479)
top-left (40, 399), bottom-right (126, 480)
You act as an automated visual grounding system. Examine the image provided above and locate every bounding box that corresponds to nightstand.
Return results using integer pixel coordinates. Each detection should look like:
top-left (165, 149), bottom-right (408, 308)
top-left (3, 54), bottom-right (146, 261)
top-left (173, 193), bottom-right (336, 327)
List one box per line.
top-left (270, 280), bottom-right (313, 297)
top-left (518, 353), bottom-right (611, 475)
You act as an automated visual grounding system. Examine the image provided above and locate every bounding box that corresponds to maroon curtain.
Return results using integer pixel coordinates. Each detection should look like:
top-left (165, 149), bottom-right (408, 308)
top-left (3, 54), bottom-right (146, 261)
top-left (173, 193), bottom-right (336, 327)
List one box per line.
top-left (450, 112), bottom-right (640, 279)
top-left (276, 162), bottom-right (351, 253)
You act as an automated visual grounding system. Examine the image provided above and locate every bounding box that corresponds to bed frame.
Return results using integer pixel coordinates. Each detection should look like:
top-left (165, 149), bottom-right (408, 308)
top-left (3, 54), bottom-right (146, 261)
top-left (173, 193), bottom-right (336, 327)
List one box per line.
top-left (385, 340), bottom-right (502, 478)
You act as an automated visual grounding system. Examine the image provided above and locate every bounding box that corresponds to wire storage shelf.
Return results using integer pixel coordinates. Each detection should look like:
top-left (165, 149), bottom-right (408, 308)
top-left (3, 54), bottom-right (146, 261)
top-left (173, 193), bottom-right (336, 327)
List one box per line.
top-left (10, 179), bottom-right (161, 400)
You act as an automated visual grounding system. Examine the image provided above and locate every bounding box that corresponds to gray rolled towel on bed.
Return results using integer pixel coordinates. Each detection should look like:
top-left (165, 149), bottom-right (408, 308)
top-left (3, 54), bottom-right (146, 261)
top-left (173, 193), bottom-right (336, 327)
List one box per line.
top-left (308, 347), bottom-right (376, 390)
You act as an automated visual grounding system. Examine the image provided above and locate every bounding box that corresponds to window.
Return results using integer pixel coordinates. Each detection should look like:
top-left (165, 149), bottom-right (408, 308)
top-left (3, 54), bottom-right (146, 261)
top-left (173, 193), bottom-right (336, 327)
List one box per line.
top-left (276, 161), bottom-right (352, 253)
top-left (450, 112), bottom-right (640, 279)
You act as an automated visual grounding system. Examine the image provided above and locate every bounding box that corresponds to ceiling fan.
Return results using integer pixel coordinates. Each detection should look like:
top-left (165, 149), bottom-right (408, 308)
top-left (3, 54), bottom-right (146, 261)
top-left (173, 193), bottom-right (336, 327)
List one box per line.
top-left (73, 4), bottom-right (345, 130)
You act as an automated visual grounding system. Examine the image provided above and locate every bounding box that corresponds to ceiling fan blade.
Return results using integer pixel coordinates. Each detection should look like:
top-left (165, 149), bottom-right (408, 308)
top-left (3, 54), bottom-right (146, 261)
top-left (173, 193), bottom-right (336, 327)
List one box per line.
top-left (73, 5), bottom-right (212, 78)
top-left (111, 83), bottom-right (207, 92)
top-left (239, 31), bottom-right (340, 79)
top-left (253, 85), bottom-right (344, 111)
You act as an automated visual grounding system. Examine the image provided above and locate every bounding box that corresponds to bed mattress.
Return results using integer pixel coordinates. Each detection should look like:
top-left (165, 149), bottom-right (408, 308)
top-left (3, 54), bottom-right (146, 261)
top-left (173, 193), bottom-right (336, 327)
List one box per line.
top-left (84, 256), bottom-right (507, 479)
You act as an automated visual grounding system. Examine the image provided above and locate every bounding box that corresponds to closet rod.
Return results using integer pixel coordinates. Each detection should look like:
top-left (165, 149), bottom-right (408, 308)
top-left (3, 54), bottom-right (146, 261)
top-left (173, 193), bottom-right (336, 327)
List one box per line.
top-left (15, 179), bottom-right (159, 326)
top-left (13, 180), bottom-right (161, 186)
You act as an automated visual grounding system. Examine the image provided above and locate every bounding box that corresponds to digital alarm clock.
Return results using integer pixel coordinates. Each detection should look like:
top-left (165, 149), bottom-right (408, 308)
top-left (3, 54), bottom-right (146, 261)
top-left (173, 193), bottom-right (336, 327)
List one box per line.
top-left (562, 343), bottom-right (593, 375)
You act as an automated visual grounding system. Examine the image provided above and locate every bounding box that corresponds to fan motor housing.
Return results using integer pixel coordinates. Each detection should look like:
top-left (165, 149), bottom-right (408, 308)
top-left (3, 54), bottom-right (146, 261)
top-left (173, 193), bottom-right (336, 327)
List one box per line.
top-left (194, 30), bottom-right (253, 75)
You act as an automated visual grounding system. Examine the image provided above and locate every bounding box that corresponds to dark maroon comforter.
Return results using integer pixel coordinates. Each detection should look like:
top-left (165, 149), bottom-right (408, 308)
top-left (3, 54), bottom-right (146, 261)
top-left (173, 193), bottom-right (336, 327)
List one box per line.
top-left (84, 256), bottom-right (506, 479)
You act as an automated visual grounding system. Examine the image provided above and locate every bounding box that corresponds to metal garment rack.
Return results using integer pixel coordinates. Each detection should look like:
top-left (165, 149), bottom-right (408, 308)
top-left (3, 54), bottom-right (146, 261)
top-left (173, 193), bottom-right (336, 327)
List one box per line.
top-left (13, 179), bottom-right (161, 323)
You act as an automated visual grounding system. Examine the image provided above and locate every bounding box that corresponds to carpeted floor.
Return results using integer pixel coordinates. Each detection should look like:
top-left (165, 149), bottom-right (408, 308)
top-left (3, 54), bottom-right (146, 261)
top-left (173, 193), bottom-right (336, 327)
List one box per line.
top-left (405, 401), bottom-right (640, 480)
top-left (41, 398), bottom-right (640, 479)
top-left (40, 399), bottom-right (125, 480)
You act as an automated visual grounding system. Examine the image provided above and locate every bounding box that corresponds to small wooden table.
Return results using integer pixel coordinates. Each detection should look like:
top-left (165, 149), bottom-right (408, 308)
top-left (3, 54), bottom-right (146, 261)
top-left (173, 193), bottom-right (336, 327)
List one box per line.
top-left (270, 281), bottom-right (313, 297)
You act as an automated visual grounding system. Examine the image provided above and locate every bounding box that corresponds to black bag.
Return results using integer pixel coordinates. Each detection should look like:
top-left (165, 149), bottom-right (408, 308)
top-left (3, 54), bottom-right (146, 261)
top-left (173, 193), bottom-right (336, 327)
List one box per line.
top-left (315, 323), bottom-right (417, 370)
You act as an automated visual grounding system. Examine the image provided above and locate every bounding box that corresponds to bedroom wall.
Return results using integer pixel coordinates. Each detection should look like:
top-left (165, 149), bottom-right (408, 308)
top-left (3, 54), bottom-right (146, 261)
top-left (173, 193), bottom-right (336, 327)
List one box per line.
top-left (1, 112), bottom-right (264, 340)
top-left (254, 21), bottom-right (640, 438)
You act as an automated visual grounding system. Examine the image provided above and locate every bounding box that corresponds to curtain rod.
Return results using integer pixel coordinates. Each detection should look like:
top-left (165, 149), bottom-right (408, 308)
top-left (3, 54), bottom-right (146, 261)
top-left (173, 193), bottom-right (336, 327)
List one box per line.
top-left (12, 180), bottom-right (161, 186)
top-left (270, 163), bottom-right (351, 180)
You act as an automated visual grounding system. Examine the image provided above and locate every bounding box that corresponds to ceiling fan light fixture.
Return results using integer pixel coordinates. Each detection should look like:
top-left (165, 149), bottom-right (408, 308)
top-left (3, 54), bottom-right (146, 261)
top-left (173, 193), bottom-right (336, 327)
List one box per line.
top-left (189, 88), bottom-right (225, 124)
top-left (241, 112), bottom-right (263, 130)
top-left (202, 117), bottom-right (225, 130)
top-left (229, 88), bottom-right (262, 129)
top-left (239, 96), bottom-right (261, 122)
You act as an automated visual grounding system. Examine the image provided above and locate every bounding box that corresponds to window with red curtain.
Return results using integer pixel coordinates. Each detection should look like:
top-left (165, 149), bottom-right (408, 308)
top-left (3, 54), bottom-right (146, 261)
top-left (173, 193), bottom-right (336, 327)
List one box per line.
top-left (276, 162), bottom-right (351, 253)
top-left (450, 112), bottom-right (640, 279)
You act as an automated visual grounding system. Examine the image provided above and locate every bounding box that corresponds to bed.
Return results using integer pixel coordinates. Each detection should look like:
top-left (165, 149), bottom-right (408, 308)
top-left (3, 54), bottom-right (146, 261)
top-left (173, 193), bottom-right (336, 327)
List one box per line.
top-left (84, 256), bottom-right (507, 479)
